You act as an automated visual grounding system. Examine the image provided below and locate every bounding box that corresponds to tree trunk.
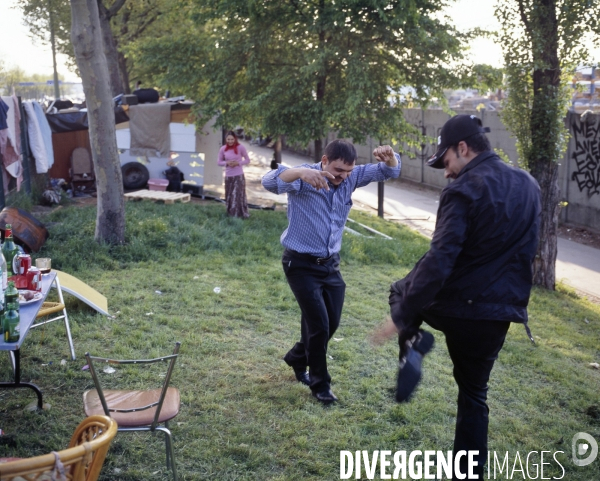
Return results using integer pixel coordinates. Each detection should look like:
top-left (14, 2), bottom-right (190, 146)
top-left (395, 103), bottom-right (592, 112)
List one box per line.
top-left (97, 0), bottom-right (125, 96)
top-left (71, 0), bottom-right (125, 245)
top-left (313, 77), bottom-right (326, 162)
top-left (530, 160), bottom-right (559, 288)
top-left (527, 0), bottom-right (561, 289)
top-left (117, 8), bottom-right (131, 94)
top-left (314, 138), bottom-right (323, 162)
top-left (274, 136), bottom-right (282, 164)
top-left (117, 50), bottom-right (131, 94)
top-left (313, 9), bottom-right (326, 163)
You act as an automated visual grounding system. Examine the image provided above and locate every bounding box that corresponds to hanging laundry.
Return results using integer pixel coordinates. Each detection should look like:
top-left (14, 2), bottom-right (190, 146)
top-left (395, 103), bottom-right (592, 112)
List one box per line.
top-left (0, 98), bottom-right (8, 130)
top-left (23, 101), bottom-right (49, 174)
top-left (0, 95), bottom-right (23, 192)
top-left (33, 101), bottom-right (55, 170)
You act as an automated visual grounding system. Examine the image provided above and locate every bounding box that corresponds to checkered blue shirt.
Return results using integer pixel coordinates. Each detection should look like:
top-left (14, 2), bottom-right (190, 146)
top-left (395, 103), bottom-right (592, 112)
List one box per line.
top-left (261, 157), bottom-right (401, 257)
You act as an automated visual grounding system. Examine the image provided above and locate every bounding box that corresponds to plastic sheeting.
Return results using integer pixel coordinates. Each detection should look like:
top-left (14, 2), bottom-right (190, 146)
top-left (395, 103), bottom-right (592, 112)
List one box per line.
top-left (45, 106), bottom-right (129, 133)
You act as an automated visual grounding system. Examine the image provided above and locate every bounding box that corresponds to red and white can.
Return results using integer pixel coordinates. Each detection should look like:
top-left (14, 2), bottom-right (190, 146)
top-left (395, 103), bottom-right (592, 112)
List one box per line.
top-left (13, 253), bottom-right (32, 276)
top-left (26, 266), bottom-right (41, 292)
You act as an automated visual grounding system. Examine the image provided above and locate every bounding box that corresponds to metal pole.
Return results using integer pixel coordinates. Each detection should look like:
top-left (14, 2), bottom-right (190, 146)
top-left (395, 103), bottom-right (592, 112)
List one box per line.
top-left (420, 108), bottom-right (425, 184)
top-left (377, 181), bottom-right (384, 218)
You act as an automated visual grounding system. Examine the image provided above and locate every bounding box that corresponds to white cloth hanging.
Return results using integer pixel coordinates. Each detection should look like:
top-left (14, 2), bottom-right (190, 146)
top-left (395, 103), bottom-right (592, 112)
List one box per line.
top-left (23, 101), bottom-right (49, 174)
top-left (33, 101), bottom-right (55, 170)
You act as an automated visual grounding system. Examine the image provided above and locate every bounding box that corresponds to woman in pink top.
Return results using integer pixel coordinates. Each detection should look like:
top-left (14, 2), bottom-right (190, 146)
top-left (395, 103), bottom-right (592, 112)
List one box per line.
top-left (218, 131), bottom-right (251, 218)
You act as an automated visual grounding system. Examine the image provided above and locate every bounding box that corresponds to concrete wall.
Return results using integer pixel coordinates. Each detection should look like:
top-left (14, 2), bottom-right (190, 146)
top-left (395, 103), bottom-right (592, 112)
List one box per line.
top-left (286, 109), bottom-right (600, 232)
top-left (396, 109), bottom-right (519, 190)
top-left (561, 112), bottom-right (600, 231)
top-left (397, 110), bottom-right (600, 232)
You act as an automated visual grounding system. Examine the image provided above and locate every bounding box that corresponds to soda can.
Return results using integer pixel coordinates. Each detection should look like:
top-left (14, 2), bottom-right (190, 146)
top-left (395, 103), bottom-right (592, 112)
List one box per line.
top-left (26, 267), bottom-right (41, 292)
top-left (13, 253), bottom-right (32, 276)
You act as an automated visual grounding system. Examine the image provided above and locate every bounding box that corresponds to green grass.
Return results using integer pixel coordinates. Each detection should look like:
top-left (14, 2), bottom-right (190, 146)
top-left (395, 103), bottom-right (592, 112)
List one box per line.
top-left (0, 202), bottom-right (599, 480)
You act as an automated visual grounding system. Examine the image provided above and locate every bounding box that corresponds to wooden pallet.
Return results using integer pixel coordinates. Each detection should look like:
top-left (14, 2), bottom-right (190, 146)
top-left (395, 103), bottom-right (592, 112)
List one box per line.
top-left (124, 189), bottom-right (191, 204)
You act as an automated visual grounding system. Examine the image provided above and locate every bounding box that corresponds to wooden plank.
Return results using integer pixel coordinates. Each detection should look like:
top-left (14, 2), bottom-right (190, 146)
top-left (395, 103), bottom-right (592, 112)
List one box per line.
top-left (124, 190), bottom-right (191, 204)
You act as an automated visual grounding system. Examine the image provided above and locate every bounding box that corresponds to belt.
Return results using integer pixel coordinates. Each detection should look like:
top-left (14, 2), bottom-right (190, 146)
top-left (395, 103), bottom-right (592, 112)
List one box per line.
top-left (285, 249), bottom-right (334, 265)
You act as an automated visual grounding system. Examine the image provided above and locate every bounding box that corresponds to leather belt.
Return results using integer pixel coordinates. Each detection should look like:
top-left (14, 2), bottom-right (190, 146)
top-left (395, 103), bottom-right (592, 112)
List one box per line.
top-left (285, 249), bottom-right (333, 265)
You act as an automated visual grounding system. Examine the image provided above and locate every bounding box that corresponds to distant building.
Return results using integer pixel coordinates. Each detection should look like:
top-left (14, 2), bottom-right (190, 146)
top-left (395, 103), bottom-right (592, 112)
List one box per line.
top-left (571, 67), bottom-right (599, 113)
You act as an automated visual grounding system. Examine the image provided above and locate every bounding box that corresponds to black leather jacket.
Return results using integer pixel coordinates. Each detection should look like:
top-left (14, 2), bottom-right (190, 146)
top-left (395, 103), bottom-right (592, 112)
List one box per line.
top-left (391, 151), bottom-right (541, 327)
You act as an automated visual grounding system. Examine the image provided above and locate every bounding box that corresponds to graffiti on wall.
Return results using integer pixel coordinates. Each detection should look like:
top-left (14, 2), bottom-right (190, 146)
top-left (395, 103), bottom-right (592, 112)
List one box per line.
top-left (571, 118), bottom-right (600, 196)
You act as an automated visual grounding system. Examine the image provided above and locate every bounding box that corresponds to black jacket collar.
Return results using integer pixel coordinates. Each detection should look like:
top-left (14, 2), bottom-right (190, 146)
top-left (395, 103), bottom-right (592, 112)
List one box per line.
top-left (457, 151), bottom-right (498, 179)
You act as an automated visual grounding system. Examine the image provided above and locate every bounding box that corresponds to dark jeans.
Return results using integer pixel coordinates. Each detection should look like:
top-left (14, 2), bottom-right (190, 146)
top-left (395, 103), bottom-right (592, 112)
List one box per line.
top-left (281, 249), bottom-right (346, 393)
top-left (390, 290), bottom-right (510, 480)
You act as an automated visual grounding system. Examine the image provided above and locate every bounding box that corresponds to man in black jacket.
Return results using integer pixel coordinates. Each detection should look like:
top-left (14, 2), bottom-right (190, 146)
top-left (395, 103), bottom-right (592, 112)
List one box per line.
top-left (384, 114), bottom-right (541, 480)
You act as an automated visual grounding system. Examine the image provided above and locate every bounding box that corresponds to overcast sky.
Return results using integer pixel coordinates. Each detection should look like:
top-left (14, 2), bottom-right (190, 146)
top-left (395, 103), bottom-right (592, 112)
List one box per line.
top-left (0, 0), bottom-right (595, 84)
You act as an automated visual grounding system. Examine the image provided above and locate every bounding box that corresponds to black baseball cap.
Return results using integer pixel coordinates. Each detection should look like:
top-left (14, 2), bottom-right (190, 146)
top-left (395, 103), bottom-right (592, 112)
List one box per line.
top-left (427, 115), bottom-right (491, 169)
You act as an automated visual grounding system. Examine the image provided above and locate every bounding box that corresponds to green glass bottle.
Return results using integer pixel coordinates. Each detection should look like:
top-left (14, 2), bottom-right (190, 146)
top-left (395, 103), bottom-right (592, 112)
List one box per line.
top-left (4, 302), bottom-right (20, 343)
top-left (0, 294), bottom-right (4, 337)
top-left (0, 268), bottom-right (4, 336)
top-left (5, 281), bottom-right (18, 309)
top-left (1, 225), bottom-right (19, 277)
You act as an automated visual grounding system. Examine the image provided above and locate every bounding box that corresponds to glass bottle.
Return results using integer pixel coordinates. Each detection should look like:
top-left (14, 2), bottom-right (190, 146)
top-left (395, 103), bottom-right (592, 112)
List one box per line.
top-left (1, 225), bottom-right (18, 278)
top-left (3, 301), bottom-right (20, 343)
top-left (0, 293), bottom-right (4, 337)
top-left (5, 281), bottom-right (18, 310)
top-left (0, 251), bottom-right (5, 335)
top-left (0, 251), bottom-right (7, 291)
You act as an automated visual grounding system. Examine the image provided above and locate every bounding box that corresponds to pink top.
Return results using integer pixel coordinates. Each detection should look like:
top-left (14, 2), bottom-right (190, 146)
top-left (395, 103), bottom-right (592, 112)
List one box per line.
top-left (218, 144), bottom-right (250, 177)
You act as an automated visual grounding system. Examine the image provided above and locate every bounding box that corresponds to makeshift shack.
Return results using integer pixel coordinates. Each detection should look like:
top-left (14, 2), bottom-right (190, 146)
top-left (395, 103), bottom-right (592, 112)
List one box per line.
top-left (47, 100), bottom-right (222, 193)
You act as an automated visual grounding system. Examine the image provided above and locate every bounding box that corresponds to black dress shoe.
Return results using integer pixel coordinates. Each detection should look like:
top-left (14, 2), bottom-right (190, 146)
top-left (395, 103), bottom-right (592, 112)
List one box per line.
top-left (312, 388), bottom-right (338, 404)
top-left (294, 369), bottom-right (311, 386)
top-left (395, 330), bottom-right (434, 403)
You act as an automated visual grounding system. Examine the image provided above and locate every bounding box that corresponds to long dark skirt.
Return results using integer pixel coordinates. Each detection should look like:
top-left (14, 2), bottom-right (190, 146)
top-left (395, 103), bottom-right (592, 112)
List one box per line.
top-left (225, 174), bottom-right (250, 218)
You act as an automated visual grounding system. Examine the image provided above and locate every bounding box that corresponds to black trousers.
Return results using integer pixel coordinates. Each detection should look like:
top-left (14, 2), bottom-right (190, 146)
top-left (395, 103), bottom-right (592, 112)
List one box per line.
top-left (281, 249), bottom-right (346, 393)
top-left (391, 291), bottom-right (510, 480)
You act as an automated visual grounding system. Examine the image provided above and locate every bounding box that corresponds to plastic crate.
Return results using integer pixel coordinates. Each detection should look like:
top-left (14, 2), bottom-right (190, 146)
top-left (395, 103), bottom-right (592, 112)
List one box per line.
top-left (148, 178), bottom-right (169, 191)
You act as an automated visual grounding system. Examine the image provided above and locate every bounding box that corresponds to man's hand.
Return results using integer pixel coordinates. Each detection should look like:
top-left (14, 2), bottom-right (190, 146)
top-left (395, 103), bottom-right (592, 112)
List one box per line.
top-left (369, 316), bottom-right (400, 346)
top-left (278, 167), bottom-right (335, 190)
top-left (300, 169), bottom-right (335, 190)
top-left (373, 145), bottom-right (398, 167)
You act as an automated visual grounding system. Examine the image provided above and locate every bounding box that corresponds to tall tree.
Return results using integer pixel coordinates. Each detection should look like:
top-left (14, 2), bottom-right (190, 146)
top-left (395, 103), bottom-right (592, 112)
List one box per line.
top-left (113, 0), bottom-right (166, 93)
top-left (71, 0), bottom-right (125, 245)
top-left (496, 0), bottom-right (600, 289)
top-left (96, 0), bottom-right (127, 95)
top-left (18, 0), bottom-right (161, 95)
top-left (18, 0), bottom-right (75, 70)
top-left (136, 0), bottom-right (466, 161)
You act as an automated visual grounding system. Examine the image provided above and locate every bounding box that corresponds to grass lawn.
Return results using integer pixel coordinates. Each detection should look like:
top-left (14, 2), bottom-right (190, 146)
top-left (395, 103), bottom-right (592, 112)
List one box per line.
top-left (0, 201), bottom-right (599, 480)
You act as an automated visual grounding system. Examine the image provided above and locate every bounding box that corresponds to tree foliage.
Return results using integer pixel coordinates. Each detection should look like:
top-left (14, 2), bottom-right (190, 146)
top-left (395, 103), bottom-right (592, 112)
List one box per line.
top-left (459, 64), bottom-right (504, 94)
top-left (496, 0), bottom-right (600, 289)
top-left (17, 0), bottom-right (75, 69)
top-left (16, 0), bottom-right (165, 94)
top-left (0, 64), bottom-right (65, 97)
top-left (135, 0), bottom-right (468, 159)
